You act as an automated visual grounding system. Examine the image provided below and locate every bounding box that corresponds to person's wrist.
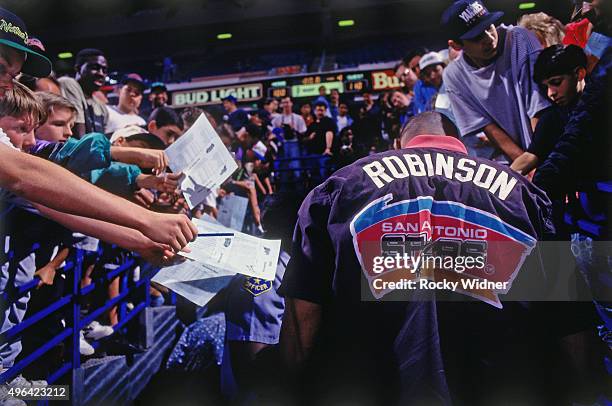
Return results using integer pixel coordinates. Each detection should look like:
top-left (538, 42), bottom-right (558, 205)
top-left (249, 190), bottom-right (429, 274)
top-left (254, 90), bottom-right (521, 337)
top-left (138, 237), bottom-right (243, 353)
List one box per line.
top-left (131, 208), bottom-right (153, 236)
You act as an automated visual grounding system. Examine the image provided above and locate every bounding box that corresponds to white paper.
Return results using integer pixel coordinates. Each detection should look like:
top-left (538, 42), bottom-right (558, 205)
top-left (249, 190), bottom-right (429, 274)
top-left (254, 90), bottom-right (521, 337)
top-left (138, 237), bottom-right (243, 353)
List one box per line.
top-left (252, 141), bottom-right (267, 158)
top-left (152, 260), bottom-right (234, 306)
top-left (181, 218), bottom-right (281, 281)
top-left (72, 233), bottom-right (100, 252)
top-left (434, 93), bottom-right (451, 110)
top-left (217, 194), bottom-right (249, 231)
top-left (165, 114), bottom-right (238, 209)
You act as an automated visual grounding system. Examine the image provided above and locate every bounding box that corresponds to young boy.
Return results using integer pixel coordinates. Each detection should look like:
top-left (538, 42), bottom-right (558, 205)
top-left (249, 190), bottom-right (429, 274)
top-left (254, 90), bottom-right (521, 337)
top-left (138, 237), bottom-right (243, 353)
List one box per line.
top-left (34, 92), bottom-right (77, 142)
top-left (0, 81), bottom-right (46, 151)
top-left (511, 45), bottom-right (588, 175)
top-left (147, 107), bottom-right (184, 146)
top-left (441, 0), bottom-right (550, 163)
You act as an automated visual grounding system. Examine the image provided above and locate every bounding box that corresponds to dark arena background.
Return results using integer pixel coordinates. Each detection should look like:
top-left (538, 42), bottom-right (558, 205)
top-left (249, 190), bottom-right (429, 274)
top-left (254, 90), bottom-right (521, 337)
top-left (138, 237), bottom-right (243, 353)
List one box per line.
top-left (0, 1), bottom-right (610, 405)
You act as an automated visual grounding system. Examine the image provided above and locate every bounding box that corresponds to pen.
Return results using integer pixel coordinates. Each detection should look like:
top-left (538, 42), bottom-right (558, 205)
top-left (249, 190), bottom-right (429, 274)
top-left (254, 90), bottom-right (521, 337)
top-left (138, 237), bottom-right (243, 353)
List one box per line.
top-left (197, 233), bottom-right (234, 237)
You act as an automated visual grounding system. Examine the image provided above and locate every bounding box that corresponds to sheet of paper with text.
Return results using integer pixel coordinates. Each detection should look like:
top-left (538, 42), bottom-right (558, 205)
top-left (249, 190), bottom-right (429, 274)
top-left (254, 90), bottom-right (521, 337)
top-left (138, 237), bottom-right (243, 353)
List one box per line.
top-left (152, 260), bottom-right (234, 306)
top-left (165, 114), bottom-right (238, 208)
top-left (181, 217), bottom-right (280, 281)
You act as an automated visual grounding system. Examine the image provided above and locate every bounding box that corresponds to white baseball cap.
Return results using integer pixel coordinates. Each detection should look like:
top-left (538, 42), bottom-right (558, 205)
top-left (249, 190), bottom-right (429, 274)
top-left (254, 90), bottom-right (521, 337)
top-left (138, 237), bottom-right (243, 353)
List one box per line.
top-left (419, 52), bottom-right (446, 71)
top-left (110, 125), bottom-right (148, 144)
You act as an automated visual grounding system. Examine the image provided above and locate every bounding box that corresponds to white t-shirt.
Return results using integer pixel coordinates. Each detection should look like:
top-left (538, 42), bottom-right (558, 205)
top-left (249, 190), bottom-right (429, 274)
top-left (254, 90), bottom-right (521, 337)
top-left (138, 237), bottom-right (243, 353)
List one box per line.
top-left (443, 24), bottom-right (550, 151)
top-left (0, 128), bottom-right (17, 150)
top-left (105, 105), bottom-right (146, 134)
top-left (271, 113), bottom-right (307, 134)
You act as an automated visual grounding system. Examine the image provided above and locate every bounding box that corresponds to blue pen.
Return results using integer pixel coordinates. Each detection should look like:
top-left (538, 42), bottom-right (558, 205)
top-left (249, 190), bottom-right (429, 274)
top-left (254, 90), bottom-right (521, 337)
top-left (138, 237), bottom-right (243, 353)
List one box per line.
top-left (197, 233), bottom-right (234, 237)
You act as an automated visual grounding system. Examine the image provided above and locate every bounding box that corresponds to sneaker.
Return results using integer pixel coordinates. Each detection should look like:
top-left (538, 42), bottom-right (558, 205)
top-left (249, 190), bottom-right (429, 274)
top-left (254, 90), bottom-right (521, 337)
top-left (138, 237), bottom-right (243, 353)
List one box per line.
top-left (79, 331), bottom-right (95, 356)
top-left (0, 384), bottom-right (26, 406)
top-left (83, 321), bottom-right (114, 340)
top-left (0, 375), bottom-right (48, 406)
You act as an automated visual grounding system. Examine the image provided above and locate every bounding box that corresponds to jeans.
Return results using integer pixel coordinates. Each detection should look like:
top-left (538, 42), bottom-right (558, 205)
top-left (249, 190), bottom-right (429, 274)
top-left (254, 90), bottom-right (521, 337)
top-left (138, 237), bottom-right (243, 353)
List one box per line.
top-left (0, 252), bottom-right (36, 370)
top-left (280, 140), bottom-right (302, 182)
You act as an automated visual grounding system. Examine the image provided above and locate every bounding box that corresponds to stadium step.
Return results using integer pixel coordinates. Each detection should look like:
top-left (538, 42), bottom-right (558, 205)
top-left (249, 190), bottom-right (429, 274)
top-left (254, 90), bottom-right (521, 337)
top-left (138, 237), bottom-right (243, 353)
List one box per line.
top-left (74, 306), bottom-right (180, 406)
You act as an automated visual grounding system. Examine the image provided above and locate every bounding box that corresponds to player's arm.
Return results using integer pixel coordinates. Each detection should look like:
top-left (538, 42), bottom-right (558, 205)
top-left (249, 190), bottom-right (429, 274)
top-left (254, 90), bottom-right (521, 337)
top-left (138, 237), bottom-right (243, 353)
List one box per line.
top-left (0, 144), bottom-right (196, 251)
top-left (482, 122), bottom-right (524, 161)
top-left (280, 297), bottom-right (322, 369)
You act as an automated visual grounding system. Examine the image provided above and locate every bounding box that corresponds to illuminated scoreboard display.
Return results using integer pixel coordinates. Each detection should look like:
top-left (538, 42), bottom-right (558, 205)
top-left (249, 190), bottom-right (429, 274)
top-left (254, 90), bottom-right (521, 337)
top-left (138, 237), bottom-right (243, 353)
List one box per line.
top-left (343, 73), bottom-right (368, 93)
top-left (268, 80), bottom-right (289, 98)
top-left (284, 73), bottom-right (370, 98)
top-left (291, 74), bottom-right (344, 98)
top-left (171, 69), bottom-right (394, 106)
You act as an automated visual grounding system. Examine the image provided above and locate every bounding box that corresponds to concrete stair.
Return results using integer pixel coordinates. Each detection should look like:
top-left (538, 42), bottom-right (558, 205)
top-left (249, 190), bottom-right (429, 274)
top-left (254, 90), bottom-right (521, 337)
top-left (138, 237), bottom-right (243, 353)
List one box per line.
top-left (73, 306), bottom-right (179, 406)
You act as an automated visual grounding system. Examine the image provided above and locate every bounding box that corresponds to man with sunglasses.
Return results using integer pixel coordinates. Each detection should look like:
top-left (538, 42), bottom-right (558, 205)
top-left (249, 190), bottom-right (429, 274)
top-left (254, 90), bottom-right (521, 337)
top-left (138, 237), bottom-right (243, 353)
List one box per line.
top-left (58, 48), bottom-right (109, 137)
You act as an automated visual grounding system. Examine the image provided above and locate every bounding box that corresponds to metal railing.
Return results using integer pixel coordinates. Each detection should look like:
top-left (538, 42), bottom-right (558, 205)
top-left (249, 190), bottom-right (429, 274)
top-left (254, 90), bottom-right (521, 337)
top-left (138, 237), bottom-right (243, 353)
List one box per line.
top-left (0, 243), bottom-right (162, 404)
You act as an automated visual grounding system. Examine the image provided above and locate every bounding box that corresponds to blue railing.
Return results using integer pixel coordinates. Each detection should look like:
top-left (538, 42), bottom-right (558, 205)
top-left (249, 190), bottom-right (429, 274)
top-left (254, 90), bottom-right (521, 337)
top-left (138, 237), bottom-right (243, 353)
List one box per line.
top-left (563, 181), bottom-right (612, 239)
top-left (272, 153), bottom-right (335, 190)
top-left (0, 242), bottom-right (165, 405)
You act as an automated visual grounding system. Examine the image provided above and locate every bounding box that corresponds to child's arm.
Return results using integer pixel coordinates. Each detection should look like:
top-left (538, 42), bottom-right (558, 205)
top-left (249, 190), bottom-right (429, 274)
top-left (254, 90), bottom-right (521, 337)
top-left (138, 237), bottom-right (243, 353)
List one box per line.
top-left (510, 152), bottom-right (539, 176)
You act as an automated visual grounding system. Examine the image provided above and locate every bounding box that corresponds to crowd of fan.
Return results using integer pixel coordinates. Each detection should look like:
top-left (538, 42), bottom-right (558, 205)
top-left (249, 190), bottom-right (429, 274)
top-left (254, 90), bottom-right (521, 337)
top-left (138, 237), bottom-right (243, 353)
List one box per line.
top-left (0, 0), bottom-right (611, 404)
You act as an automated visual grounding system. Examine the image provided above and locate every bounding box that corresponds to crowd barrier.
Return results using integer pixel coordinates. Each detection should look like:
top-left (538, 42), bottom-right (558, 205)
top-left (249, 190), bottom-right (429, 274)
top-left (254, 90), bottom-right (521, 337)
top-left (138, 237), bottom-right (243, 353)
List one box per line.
top-left (0, 241), bottom-right (169, 404)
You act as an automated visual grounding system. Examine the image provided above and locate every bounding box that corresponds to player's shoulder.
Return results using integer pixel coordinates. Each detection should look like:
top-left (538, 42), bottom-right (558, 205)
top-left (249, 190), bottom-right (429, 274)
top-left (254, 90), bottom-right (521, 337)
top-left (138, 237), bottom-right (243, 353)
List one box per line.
top-left (310, 151), bottom-right (394, 192)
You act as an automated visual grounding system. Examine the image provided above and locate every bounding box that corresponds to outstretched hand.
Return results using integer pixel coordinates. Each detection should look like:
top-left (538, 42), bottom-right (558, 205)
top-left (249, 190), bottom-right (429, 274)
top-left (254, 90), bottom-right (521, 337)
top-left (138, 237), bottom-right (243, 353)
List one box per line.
top-left (141, 212), bottom-right (197, 252)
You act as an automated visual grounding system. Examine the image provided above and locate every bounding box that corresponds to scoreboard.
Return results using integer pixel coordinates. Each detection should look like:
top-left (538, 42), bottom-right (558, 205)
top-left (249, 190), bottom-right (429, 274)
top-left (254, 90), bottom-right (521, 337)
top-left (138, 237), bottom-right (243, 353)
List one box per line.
top-left (173, 69), bottom-right (399, 107)
top-left (267, 72), bottom-right (370, 99)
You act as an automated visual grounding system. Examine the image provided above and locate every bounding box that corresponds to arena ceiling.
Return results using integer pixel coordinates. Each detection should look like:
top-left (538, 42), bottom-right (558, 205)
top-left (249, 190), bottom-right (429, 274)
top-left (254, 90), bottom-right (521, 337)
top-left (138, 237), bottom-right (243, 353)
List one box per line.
top-left (6, 0), bottom-right (570, 77)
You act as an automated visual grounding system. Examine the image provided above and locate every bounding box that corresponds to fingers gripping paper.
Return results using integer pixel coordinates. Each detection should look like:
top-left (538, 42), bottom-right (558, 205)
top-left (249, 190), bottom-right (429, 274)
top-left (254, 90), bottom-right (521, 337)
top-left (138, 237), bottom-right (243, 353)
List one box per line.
top-left (153, 216), bottom-right (281, 306)
top-left (165, 114), bottom-right (238, 209)
top-left (182, 217), bottom-right (280, 281)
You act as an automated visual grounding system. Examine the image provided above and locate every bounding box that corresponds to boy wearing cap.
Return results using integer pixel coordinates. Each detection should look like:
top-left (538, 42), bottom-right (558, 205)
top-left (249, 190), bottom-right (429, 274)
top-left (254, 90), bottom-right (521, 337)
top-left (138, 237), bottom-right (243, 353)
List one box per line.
top-left (511, 45), bottom-right (588, 175)
top-left (0, 7), bottom-right (52, 152)
top-left (149, 82), bottom-right (168, 108)
top-left (414, 51), bottom-right (446, 113)
top-left (105, 73), bottom-right (147, 134)
top-left (58, 48), bottom-right (109, 137)
top-left (441, 0), bottom-right (550, 163)
top-left (140, 82), bottom-right (168, 120)
top-left (0, 9), bottom-right (52, 91)
top-left (223, 95), bottom-right (249, 133)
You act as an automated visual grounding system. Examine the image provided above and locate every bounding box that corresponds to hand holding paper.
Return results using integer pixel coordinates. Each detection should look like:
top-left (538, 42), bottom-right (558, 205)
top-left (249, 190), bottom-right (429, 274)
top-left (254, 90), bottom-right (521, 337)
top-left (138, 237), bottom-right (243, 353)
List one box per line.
top-left (165, 114), bottom-right (238, 209)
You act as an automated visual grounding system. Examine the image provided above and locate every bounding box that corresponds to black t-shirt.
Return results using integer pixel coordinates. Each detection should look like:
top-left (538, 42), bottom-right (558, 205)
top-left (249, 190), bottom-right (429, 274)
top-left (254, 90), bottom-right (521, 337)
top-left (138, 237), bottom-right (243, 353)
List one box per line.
top-left (227, 109), bottom-right (249, 132)
top-left (527, 105), bottom-right (569, 163)
top-left (354, 104), bottom-right (382, 149)
top-left (305, 117), bottom-right (336, 154)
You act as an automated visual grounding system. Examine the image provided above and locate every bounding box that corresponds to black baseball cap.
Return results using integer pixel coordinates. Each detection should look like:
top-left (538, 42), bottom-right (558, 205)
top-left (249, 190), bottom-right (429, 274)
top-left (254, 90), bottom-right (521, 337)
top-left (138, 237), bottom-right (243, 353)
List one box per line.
top-left (150, 81), bottom-right (167, 92)
top-left (122, 73), bottom-right (146, 92)
top-left (0, 7), bottom-right (52, 77)
top-left (441, 0), bottom-right (504, 40)
top-left (222, 95), bottom-right (238, 104)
